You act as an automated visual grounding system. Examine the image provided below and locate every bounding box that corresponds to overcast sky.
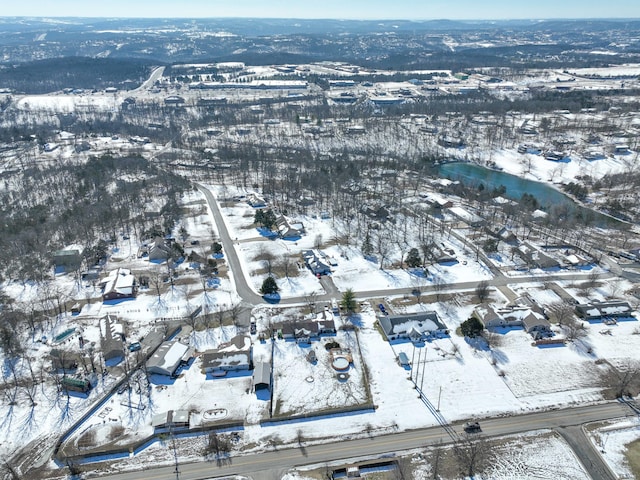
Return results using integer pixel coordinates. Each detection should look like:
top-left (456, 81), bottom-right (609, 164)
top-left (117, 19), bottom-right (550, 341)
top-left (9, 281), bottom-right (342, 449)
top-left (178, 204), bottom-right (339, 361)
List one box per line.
top-left (3, 0), bottom-right (639, 20)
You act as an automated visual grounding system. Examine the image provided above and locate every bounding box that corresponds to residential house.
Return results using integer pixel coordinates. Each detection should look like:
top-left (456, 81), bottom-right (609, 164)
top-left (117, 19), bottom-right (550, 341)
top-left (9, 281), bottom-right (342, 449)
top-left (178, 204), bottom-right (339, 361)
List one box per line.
top-left (100, 314), bottom-right (124, 364)
top-left (146, 237), bottom-right (174, 261)
top-left (423, 242), bottom-right (457, 264)
top-left (146, 341), bottom-right (193, 376)
top-left (53, 249), bottom-right (82, 272)
top-left (301, 249), bottom-right (332, 276)
top-left (447, 206), bottom-right (484, 227)
top-left (474, 300), bottom-right (552, 338)
top-left (99, 268), bottom-right (136, 301)
top-left (274, 319), bottom-right (337, 343)
top-left (516, 243), bottom-right (560, 270)
top-left (575, 301), bottom-right (633, 321)
top-left (247, 193), bottom-right (267, 208)
top-left (377, 311), bottom-right (448, 342)
top-left (276, 215), bottom-right (305, 239)
top-left (164, 95), bottom-right (185, 105)
top-left (201, 335), bottom-right (252, 375)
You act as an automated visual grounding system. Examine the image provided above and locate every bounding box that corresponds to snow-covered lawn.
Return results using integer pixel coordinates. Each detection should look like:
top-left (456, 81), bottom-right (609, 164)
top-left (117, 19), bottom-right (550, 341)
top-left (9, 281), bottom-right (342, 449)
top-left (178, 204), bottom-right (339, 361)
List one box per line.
top-left (271, 330), bottom-right (370, 417)
top-left (587, 417), bottom-right (640, 479)
top-left (411, 429), bottom-right (590, 480)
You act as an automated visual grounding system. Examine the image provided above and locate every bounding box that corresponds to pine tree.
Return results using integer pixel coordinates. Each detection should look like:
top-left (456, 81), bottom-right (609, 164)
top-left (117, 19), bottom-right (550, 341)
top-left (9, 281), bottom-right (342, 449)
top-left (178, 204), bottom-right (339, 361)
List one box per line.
top-left (405, 248), bottom-right (422, 268)
top-left (341, 288), bottom-right (357, 313)
top-left (260, 276), bottom-right (279, 295)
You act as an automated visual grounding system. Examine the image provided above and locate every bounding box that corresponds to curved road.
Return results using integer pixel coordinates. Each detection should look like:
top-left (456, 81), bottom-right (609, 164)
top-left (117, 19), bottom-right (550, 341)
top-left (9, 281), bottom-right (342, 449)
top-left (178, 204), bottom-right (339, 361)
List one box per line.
top-left (196, 183), bottom-right (614, 306)
top-left (90, 401), bottom-right (629, 480)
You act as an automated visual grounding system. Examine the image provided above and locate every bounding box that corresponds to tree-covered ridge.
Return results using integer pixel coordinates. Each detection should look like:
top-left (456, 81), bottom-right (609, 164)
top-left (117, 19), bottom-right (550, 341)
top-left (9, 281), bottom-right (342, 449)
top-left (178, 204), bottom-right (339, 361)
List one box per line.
top-left (0, 57), bottom-right (156, 94)
top-left (0, 154), bottom-right (190, 282)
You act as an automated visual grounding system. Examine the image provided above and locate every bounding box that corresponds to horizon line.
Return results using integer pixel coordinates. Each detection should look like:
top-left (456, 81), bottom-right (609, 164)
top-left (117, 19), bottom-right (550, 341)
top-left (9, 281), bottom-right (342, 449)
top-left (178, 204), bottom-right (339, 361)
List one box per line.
top-left (0, 15), bottom-right (639, 22)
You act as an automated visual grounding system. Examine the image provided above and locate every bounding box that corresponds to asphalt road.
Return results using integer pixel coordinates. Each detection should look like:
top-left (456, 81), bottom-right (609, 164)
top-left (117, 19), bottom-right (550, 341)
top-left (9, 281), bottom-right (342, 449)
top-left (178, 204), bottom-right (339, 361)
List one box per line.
top-left (197, 184), bottom-right (264, 305)
top-left (87, 401), bottom-right (631, 480)
top-left (559, 425), bottom-right (617, 480)
top-left (134, 66), bottom-right (165, 92)
top-left (196, 184), bottom-right (614, 307)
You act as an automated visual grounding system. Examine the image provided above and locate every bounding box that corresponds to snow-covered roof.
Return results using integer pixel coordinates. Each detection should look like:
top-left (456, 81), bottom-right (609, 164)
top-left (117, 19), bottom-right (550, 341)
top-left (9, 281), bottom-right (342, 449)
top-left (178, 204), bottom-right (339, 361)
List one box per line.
top-left (146, 341), bottom-right (190, 376)
top-left (378, 312), bottom-right (446, 339)
top-left (101, 268), bottom-right (135, 297)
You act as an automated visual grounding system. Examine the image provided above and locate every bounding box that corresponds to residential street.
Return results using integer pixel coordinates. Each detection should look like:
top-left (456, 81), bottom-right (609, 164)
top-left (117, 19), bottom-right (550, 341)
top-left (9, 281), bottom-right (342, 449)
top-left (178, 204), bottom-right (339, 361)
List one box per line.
top-left (196, 184), bottom-right (615, 307)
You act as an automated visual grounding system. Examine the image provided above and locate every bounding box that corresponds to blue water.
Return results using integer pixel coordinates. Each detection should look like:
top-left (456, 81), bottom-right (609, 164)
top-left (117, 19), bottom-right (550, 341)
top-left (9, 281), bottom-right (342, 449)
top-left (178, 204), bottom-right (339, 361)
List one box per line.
top-left (437, 162), bottom-right (624, 227)
top-left (438, 162), bottom-right (570, 207)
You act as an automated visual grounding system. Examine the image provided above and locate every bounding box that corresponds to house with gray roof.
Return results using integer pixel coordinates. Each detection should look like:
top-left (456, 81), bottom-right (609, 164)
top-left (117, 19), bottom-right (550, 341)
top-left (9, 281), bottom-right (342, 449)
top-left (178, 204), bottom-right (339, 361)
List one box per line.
top-left (100, 314), bottom-right (124, 365)
top-left (146, 341), bottom-right (192, 376)
top-left (253, 361), bottom-right (271, 392)
top-left (474, 301), bottom-right (551, 338)
top-left (575, 301), bottom-right (633, 321)
top-left (377, 311), bottom-right (448, 342)
top-left (201, 335), bottom-right (252, 375)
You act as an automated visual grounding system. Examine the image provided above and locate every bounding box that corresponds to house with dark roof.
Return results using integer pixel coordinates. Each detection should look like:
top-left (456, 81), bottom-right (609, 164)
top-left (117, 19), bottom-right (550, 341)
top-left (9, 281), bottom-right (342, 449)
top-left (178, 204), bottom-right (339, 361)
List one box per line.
top-left (99, 268), bottom-right (137, 301)
top-left (276, 215), bottom-right (305, 239)
top-left (53, 249), bottom-right (82, 272)
top-left (377, 311), bottom-right (448, 342)
top-left (301, 249), bottom-right (332, 276)
top-left (516, 243), bottom-right (560, 270)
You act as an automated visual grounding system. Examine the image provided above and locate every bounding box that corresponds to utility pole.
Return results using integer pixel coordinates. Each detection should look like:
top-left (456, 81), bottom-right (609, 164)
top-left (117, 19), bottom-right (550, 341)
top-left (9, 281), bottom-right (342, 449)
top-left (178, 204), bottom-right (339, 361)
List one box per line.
top-left (437, 386), bottom-right (442, 412)
top-left (170, 425), bottom-right (180, 480)
top-left (420, 348), bottom-right (427, 391)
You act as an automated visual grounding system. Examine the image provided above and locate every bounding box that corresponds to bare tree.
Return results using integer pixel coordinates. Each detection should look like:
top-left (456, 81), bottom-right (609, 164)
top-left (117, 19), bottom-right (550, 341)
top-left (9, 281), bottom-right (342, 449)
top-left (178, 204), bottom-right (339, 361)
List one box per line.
top-left (304, 291), bottom-right (319, 315)
top-left (375, 232), bottom-right (392, 270)
top-left (475, 280), bottom-right (490, 303)
top-left (581, 269), bottom-right (600, 297)
top-left (0, 461), bottom-right (21, 480)
top-left (549, 300), bottom-right (575, 327)
top-left (255, 245), bottom-right (275, 276)
top-left (430, 441), bottom-right (444, 480)
top-left (279, 255), bottom-right (295, 279)
top-left (455, 435), bottom-right (490, 478)
top-left (564, 317), bottom-right (588, 342)
top-left (482, 330), bottom-right (502, 350)
top-left (607, 361), bottom-right (640, 398)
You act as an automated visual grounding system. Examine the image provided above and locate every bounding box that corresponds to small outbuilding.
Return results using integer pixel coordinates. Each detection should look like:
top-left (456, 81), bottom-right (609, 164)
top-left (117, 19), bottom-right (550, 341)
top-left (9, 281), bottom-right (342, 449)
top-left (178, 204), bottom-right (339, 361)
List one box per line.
top-left (253, 361), bottom-right (271, 392)
top-left (151, 410), bottom-right (190, 429)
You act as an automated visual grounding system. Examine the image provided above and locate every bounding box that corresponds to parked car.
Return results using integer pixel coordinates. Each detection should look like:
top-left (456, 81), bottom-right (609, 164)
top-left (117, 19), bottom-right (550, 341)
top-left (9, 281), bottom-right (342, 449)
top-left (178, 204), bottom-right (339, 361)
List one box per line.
top-left (250, 322), bottom-right (257, 334)
top-left (128, 342), bottom-right (142, 352)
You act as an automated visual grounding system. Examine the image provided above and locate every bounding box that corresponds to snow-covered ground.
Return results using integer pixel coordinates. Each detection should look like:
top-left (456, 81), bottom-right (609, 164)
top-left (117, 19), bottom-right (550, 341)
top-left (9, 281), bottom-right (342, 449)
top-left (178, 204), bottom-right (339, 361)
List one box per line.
top-left (588, 417), bottom-right (640, 479)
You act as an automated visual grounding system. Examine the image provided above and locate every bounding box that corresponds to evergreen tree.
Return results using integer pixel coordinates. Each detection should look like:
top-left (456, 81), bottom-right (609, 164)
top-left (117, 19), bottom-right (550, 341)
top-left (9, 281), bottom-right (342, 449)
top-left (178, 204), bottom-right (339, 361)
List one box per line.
top-left (341, 288), bottom-right (357, 313)
top-left (362, 231), bottom-right (373, 256)
top-left (461, 317), bottom-right (484, 338)
top-left (405, 248), bottom-right (422, 268)
top-left (260, 276), bottom-right (279, 295)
